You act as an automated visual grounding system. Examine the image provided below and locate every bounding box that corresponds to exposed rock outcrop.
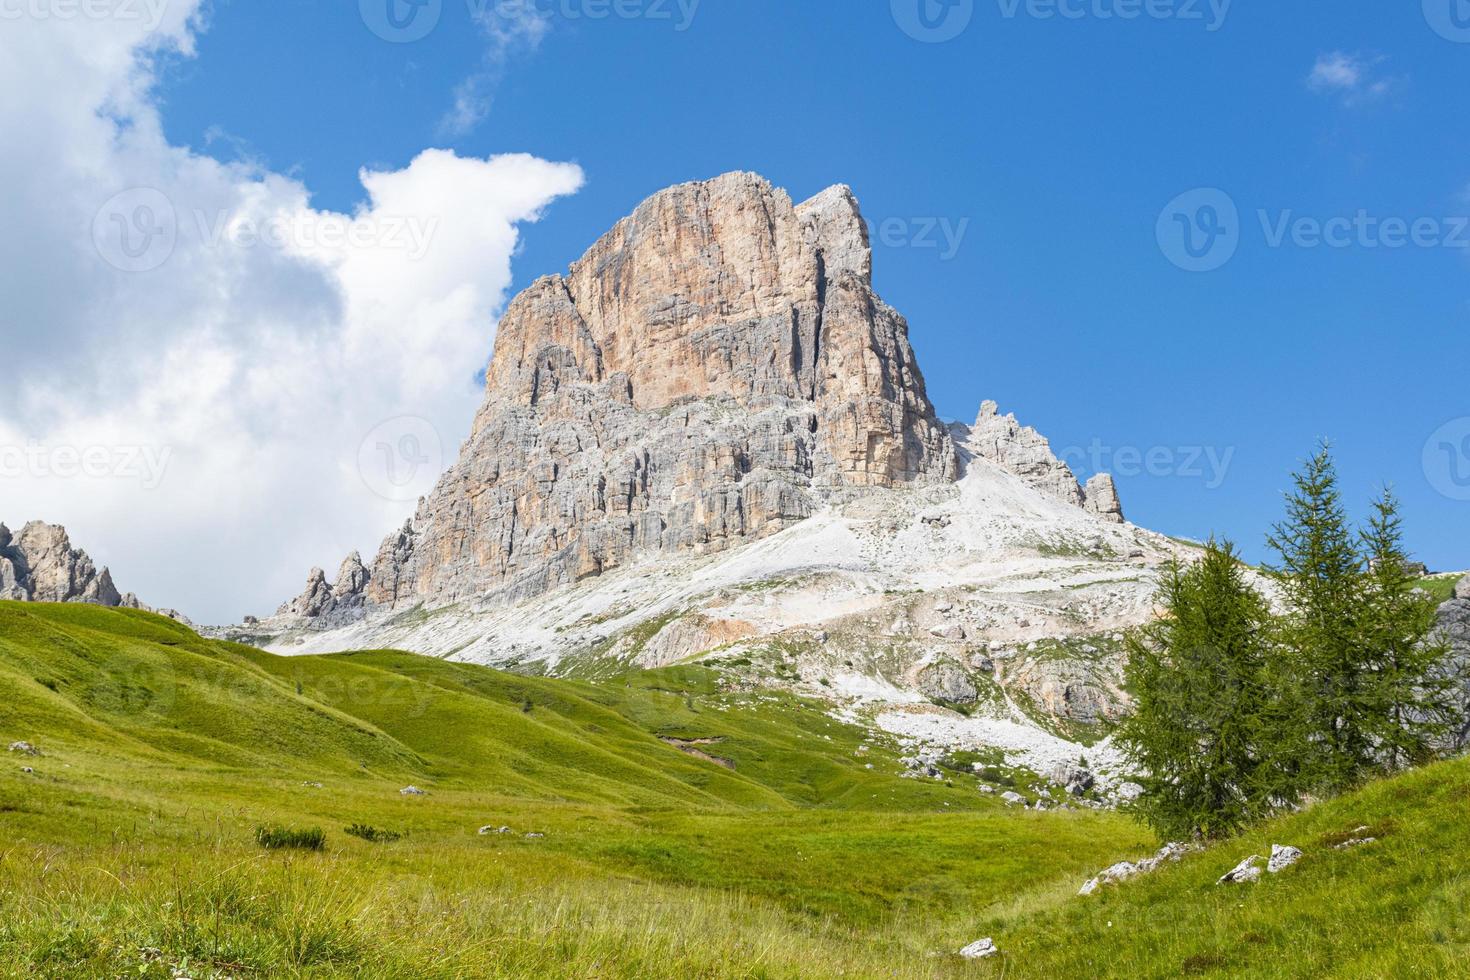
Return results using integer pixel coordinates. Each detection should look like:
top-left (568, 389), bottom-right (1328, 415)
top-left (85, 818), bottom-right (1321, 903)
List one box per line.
top-left (279, 173), bottom-right (960, 625)
top-left (0, 521), bottom-right (121, 606)
top-left (275, 553), bottom-right (373, 630)
top-left (1432, 580), bottom-right (1470, 749)
top-left (1084, 473), bottom-right (1125, 524)
top-left (0, 521), bottom-right (192, 622)
top-left (954, 401), bottom-right (1124, 520)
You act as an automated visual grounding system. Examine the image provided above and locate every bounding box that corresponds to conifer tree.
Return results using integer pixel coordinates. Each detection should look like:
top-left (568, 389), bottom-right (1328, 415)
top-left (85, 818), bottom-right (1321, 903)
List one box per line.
top-left (1358, 488), bottom-right (1456, 768)
top-left (1265, 443), bottom-right (1373, 794)
top-left (1118, 539), bottom-right (1277, 840)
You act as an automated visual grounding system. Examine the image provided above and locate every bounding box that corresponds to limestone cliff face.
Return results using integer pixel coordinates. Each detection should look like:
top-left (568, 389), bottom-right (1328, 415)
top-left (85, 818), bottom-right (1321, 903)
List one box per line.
top-left (1, 522), bottom-right (121, 606)
top-left (956, 402), bottom-right (1125, 524)
top-left (273, 173), bottom-right (1135, 625)
top-left (0, 520), bottom-right (190, 622)
top-left (296, 173), bottom-right (957, 614)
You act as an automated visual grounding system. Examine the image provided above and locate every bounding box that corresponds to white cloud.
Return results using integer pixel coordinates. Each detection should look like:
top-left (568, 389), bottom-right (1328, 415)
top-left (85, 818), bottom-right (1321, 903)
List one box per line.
top-left (0, 5), bottom-right (584, 622)
top-left (437, 1), bottom-right (553, 136)
top-left (441, 77), bottom-right (495, 138)
top-left (1307, 52), bottom-right (1400, 107)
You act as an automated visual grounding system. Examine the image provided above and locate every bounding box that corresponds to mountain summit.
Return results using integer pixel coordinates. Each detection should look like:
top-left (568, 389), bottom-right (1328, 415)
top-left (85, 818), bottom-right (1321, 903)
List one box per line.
top-left (276, 173), bottom-right (1125, 626)
top-left (248, 174), bottom-right (1172, 782)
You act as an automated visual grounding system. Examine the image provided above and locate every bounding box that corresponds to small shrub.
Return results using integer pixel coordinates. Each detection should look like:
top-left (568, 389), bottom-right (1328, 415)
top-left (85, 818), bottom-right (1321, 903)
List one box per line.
top-left (255, 825), bottom-right (326, 851)
top-left (344, 823), bottom-right (402, 844)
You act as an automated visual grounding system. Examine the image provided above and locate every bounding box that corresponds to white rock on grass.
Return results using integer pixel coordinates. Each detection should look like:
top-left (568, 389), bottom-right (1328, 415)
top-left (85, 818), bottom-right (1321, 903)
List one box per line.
top-left (1077, 861), bottom-right (1140, 896)
top-left (1334, 837), bottom-right (1376, 851)
top-left (1000, 791), bottom-right (1027, 807)
top-left (1079, 842), bottom-right (1195, 896)
top-left (399, 786), bottom-right (427, 796)
top-left (1268, 844), bottom-right (1303, 873)
top-left (1218, 855), bottom-right (1263, 884)
top-left (958, 938), bottom-right (999, 960)
top-left (7, 741), bottom-right (40, 756)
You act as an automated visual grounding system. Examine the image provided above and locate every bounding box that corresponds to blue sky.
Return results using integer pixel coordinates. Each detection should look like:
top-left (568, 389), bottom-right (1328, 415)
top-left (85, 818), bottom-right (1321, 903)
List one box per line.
top-left (154, 0), bottom-right (1470, 569)
top-left (4, 1), bottom-right (1468, 620)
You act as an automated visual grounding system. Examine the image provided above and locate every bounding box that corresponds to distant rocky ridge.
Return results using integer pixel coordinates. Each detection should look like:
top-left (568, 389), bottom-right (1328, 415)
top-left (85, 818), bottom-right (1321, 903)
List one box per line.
top-left (0, 521), bottom-right (191, 624)
top-left (268, 173), bottom-right (1126, 629)
top-left (1435, 575), bottom-right (1470, 749)
top-left (958, 401), bottom-right (1124, 523)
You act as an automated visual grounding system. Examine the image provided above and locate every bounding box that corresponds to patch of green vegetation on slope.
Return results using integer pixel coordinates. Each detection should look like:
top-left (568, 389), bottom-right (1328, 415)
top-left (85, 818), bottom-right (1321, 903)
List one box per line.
top-left (955, 756), bottom-right (1470, 978)
top-left (0, 602), bottom-right (1149, 978)
top-left (1416, 572), bottom-right (1464, 604)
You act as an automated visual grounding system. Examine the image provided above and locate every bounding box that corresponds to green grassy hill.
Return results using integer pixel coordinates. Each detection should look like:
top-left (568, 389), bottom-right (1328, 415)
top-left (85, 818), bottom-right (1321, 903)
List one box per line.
top-left (1, 602), bottom-right (1465, 978)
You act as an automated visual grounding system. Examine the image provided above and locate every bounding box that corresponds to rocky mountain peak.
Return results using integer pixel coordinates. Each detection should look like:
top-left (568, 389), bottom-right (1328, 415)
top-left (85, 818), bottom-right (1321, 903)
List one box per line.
top-left (1, 521), bottom-right (120, 606)
top-left (264, 173), bottom-right (1127, 632)
top-left (956, 402), bottom-right (1124, 524)
top-left (0, 520), bottom-right (189, 622)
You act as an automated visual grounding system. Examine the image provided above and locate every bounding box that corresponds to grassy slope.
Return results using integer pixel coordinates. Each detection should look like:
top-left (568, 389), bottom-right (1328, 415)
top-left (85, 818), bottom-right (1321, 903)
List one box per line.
top-left (1417, 573), bottom-right (1464, 604)
top-left (0, 603), bottom-right (1145, 978)
top-left (971, 755), bottom-right (1470, 978)
top-left (4, 603), bottom-right (1466, 978)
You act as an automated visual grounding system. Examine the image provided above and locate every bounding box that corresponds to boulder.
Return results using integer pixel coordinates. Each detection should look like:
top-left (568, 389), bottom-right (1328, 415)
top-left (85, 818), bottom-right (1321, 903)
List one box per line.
top-left (1049, 762), bottom-right (1096, 797)
top-left (958, 938), bottom-right (999, 960)
top-left (1115, 781), bottom-right (1145, 802)
top-left (1000, 791), bottom-right (1027, 807)
top-left (1009, 656), bottom-right (1127, 726)
top-left (399, 786), bottom-right (427, 796)
top-left (1457, 575), bottom-right (1470, 601)
top-left (1136, 841), bottom-right (1196, 874)
top-left (1078, 860), bottom-right (1144, 896)
top-left (1268, 844), bottom-right (1303, 873)
top-left (7, 741), bottom-right (40, 756)
top-left (918, 662), bottom-right (978, 704)
top-left (1218, 855), bottom-right (1263, 885)
top-left (1083, 473), bottom-right (1126, 524)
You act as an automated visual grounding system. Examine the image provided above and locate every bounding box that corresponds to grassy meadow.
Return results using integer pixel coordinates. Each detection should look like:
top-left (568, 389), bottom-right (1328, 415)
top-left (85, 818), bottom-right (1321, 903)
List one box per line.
top-left (1, 602), bottom-right (1465, 978)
